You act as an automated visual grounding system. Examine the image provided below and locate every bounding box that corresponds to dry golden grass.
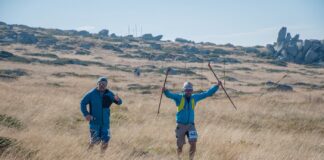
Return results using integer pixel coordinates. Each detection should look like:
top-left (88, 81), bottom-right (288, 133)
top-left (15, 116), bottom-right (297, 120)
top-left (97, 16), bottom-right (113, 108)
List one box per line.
top-left (1, 44), bottom-right (324, 160)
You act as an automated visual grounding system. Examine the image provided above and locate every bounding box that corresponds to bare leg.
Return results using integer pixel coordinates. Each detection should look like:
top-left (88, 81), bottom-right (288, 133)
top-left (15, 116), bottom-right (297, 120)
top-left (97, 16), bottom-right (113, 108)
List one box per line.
top-left (87, 143), bottom-right (94, 151)
top-left (101, 142), bottom-right (109, 153)
top-left (189, 141), bottom-right (196, 160)
top-left (177, 145), bottom-right (183, 160)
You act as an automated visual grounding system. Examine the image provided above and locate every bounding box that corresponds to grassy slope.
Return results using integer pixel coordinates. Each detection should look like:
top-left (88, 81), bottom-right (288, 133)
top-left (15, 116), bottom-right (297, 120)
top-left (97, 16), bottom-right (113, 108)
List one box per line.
top-left (0, 43), bottom-right (324, 160)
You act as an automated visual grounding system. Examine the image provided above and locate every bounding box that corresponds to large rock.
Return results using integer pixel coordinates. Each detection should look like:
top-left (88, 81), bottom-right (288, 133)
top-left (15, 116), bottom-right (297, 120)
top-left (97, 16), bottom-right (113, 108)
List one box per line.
top-left (294, 51), bottom-right (305, 63)
top-left (150, 43), bottom-right (161, 50)
top-left (102, 44), bottom-right (123, 53)
top-left (266, 83), bottom-right (293, 92)
top-left (17, 32), bottom-right (38, 44)
top-left (154, 35), bottom-right (163, 41)
top-left (266, 27), bottom-right (323, 64)
top-left (277, 27), bottom-right (287, 44)
top-left (37, 35), bottom-right (58, 46)
top-left (77, 30), bottom-right (91, 36)
top-left (296, 41), bottom-right (303, 51)
top-left (266, 44), bottom-right (275, 53)
top-left (310, 40), bottom-right (321, 51)
top-left (182, 45), bottom-right (200, 54)
top-left (80, 42), bottom-right (95, 49)
top-left (98, 29), bottom-right (109, 38)
top-left (286, 45), bottom-right (298, 57)
top-left (118, 43), bottom-right (135, 48)
top-left (0, 31), bottom-right (18, 43)
top-left (0, 51), bottom-right (14, 58)
top-left (175, 38), bottom-right (194, 44)
top-left (278, 49), bottom-right (288, 61)
top-left (141, 34), bottom-right (163, 41)
top-left (321, 42), bottom-right (324, 52)
top-left (290, 34), bottom-right (299, 45)
top-left (303, 40), bottom-right (312, 54)
top-left (274, 42), bottom-right (284, 52)
top-left (285, 33), bottom-right (291, 43)
top-left (243, 47), bottom-right (260, 54)
top-left (110, 33), bottom-right (117, 38)
top-left (53, 44), bottom-right (74, 50)
top-left (0, 21), bottom-right (7, 25)
top-left (305, 49), bottom-right (319, 63)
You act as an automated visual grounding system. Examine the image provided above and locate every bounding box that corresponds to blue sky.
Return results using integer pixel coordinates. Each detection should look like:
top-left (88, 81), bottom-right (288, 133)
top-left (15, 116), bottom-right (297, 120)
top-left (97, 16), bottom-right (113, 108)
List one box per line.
top-left (1, 0), bottom-right (323, 46)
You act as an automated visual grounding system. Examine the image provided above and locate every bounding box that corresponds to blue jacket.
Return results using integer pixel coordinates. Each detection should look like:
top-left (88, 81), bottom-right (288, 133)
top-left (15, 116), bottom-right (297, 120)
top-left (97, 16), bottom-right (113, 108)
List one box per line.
top-left (80, 88), bottom-right (122, 127)
top-left (164, 85), bottom-right (218, 124)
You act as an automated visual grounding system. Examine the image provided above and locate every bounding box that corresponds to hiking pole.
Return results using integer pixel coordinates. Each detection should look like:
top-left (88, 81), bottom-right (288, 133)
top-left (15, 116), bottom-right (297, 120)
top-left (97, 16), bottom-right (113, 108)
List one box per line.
top-left (208, 62), bottom-right (237, 110)
top-left (275, 74), bottom-right (288, 84)
top-left (259, 73), bottom-right (288, 97)
top-left (157, 67), bottom-right (171, 116)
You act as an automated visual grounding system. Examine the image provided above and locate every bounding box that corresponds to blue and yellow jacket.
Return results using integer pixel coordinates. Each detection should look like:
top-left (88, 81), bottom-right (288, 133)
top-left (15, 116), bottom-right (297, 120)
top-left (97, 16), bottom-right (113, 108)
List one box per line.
top-left (164, 85), bottom-right (218, 125)
top-left (80, 88), bottom-right (122, 127)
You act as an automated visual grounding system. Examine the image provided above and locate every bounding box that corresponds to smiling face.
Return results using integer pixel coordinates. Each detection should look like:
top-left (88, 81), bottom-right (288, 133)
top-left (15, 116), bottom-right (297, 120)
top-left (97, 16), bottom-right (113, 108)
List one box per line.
top-left (184, 88), bottom-right (193, 97)
top-left (97, 81), bottom-right (107, 91)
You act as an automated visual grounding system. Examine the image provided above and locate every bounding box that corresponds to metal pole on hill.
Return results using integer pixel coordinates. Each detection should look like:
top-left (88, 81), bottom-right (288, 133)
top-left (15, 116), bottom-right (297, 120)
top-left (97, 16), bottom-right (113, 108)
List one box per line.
top-left (157, 67), bottom-right (171, 116)
top-left (200, 60), bottom-right (204, 90)
top-left (208, 62), bottom-right (237, 110)
top-left (223, 58), bottom-right (226, 89)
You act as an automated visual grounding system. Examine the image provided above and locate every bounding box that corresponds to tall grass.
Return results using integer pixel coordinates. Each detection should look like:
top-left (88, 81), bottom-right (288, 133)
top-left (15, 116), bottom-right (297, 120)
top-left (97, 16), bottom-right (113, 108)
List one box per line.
top-left (0, 51), bottom-right (324, 160)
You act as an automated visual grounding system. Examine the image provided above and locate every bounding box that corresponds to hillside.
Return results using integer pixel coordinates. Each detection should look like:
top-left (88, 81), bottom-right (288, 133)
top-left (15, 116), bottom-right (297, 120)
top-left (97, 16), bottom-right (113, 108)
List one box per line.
top-left (0, 22), bottom-right (324, 160)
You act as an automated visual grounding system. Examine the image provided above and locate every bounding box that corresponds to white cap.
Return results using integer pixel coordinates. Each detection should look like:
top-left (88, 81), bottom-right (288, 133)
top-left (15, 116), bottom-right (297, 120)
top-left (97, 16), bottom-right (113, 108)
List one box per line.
top-left (183, 81), bottom-right (193, 90)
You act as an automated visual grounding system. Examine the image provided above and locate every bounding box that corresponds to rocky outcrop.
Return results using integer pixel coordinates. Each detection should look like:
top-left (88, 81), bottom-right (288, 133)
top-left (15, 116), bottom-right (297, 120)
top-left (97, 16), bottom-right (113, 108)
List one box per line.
top-left (149, 43), bottom-right (162, 50)
top-left (102, 44), bottom-right (123, 53)
top-left (264, 27), bottom-right (324, 64)
top-left (175, 38), bottom-right (194, 44)
top-left (0, 51), bottom-right (14, 58)
top-left (75, 49), bottom-right (91, 55)
top-left (37, 35), bottom-right (58, 47)
top-left (53, 44), bottom-right (74, 50)
top-left (77, 30), bottom-right (91, 37)
top-left (17, 32), bottom-right (38, 44)
top-left (80, 42), bottom-right (95, 49)
top-left (98, 29), bottom-right (109, 38)
top-left (140, 34), bottom-right (163, 41)
top-left (265, 81), bottom-right (293, 92)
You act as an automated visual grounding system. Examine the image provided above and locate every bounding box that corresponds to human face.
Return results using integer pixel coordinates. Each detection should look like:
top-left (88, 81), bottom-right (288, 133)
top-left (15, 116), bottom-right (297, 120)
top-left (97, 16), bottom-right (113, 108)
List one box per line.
top-left (97, 81), bottom-right (107, 91)
top-left (184, 89), bottom-right (193, 97)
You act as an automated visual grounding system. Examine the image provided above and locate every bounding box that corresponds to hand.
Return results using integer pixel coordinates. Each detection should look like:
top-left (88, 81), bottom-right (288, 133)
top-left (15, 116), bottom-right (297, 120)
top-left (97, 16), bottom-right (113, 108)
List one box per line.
top-left (211, 81), bottom-right (222, 86)
top-left (217, 80), bottom-right (222, 86)
top-left (85, 115), bottom-right (93, 121)
top-left (114, 94), bottom-right (120, 101)
top-left (161, 87), bottom-right (166, 92)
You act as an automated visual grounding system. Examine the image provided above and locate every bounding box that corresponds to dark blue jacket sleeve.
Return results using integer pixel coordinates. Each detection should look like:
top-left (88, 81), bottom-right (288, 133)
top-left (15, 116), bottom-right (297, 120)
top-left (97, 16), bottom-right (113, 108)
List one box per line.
top-left (80, 92), bottom-right (91, 117)
top-left (110, 91), bottom-right (122, 105)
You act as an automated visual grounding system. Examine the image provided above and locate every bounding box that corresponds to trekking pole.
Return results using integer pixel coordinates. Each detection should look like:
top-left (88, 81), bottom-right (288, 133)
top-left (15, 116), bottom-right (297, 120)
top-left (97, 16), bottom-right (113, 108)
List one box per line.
top-left (274, 74), bottom-right (288, 84)
top-left (157, 67), bottom-right (171, 116)
top-left (208, 62), bottom-right (237, 110)
top-left (259, 73), bottom-right (288, 97)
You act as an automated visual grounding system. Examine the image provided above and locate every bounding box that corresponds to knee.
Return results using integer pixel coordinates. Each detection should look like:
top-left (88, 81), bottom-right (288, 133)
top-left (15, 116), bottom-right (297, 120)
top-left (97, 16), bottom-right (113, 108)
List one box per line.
top-left (189, 142), bottom-right (196, 150)
top-left (177, 145), bottom-right (183, 152)
top-left (189, 141), bottom-right (196, 146)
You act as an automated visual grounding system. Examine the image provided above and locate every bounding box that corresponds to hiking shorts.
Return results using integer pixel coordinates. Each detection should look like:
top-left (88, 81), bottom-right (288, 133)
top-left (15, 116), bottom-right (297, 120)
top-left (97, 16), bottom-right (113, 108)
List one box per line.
top-left (175, 123), bottom-right (198, 147)
top-left (89, 124), bottom-right (110, 144)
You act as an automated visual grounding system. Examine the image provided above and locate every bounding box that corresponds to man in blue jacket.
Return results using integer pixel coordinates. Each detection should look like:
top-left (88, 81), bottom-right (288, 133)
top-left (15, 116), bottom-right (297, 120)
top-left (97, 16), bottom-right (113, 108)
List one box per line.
top-left (162, 81), bottom-right (220, 160)
top-left (80, 77), bottom-right (122, 152)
